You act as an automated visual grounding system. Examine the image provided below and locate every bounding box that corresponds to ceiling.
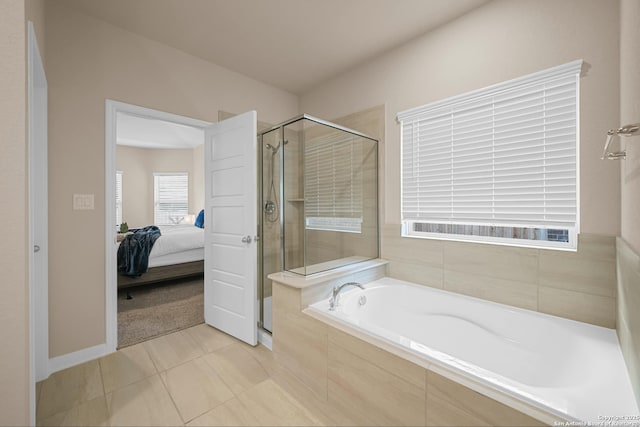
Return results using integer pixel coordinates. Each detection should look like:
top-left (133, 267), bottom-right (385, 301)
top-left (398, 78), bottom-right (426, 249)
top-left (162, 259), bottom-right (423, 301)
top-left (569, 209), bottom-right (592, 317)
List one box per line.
top-left (62, 0), bottom-right (489, 94)
top-left (117, 112), bottom-right (204, 149)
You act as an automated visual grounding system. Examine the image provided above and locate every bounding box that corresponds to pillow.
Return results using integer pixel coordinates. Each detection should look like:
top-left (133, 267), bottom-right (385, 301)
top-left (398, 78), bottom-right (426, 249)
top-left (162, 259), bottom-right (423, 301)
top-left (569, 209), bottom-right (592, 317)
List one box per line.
top-left (195, 209), bottom-right (204, 228)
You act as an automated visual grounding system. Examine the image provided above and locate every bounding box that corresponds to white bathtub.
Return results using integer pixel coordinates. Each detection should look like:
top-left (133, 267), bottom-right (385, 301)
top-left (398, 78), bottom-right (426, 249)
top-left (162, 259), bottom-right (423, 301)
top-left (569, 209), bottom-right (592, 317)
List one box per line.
top-left (305, 277), bottom-right (639, 423)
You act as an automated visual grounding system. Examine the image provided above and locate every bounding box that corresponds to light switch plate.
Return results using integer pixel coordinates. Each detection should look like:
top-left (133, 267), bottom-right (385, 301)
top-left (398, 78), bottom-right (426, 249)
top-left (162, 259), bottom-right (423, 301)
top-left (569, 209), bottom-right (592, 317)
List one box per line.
top-left (73, 194), bottom-right (95, 210)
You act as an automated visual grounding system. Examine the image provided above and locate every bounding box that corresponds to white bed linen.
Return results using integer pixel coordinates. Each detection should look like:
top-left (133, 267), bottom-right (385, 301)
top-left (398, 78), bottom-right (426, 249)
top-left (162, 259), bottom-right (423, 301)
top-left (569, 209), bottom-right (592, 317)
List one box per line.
top-left (148, 248), bottom-right (204, 268)
top-left (117, 225), bottom-right (205, 267)
top-left (149, 225), bottom-right (204, 259)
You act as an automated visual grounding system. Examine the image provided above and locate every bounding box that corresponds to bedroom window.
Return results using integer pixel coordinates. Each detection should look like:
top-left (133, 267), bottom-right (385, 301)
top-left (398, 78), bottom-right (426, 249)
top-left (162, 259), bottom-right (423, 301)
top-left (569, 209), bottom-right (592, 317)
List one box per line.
top-left (304, 131), bottom-right (363, 233)
top-left (115, 170), bottom-right (123, 226)
top-left (154, 172), bottom-right (189, 225)
top-left (398, 60), bottom-right (582, 250)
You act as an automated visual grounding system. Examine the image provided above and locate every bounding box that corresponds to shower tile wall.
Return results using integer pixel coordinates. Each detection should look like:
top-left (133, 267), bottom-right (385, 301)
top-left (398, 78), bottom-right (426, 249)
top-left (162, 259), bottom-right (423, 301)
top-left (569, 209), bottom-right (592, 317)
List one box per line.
top-left (262, 129), bottom-right (282, 301)
top-left (382, 225), bottom-right (617, 328)
top-left (283, 126), bottom-right (304, 271)
top-left (262, 125), bottom-right (305, 302)
top-left (301, 111), bottom-right (381, 268)
top-left (617, 238), bottom-right (640, 407)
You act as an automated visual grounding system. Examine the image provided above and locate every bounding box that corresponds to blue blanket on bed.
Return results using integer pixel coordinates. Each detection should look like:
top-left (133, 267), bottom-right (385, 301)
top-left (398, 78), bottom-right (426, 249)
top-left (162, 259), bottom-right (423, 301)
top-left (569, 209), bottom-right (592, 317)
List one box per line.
top-left (117, 226), bottom-right (162, 277)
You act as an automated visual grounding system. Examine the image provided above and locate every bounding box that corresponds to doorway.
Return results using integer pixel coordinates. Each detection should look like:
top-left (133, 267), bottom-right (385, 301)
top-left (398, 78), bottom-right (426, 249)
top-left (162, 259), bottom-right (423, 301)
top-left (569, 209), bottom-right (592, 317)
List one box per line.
top-left (105, 101), bottom-right (211, 350)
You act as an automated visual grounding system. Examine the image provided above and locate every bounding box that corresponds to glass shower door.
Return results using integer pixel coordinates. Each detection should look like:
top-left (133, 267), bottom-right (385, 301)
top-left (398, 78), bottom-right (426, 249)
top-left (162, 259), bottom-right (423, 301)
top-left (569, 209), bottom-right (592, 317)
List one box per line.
top-left (259, 128), bottom-right (282, 333)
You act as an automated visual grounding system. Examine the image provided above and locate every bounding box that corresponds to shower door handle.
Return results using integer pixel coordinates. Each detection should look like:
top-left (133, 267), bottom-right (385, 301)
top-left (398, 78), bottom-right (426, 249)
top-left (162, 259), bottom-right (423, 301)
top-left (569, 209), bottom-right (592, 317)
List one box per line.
top-left (241, 235), bottom-right (252, 243)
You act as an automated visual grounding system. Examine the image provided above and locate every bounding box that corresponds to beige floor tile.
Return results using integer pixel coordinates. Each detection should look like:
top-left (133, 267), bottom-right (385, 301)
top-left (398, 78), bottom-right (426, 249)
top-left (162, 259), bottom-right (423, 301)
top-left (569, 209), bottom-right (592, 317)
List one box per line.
top-left (237, 378), bottom-right (325, 426)
top-left (37, 360), bottom-right (104, 420)
top-left (202, 344), bottom-right (269, 396)
top-left (99, 342), bottom-right (157, 393)
top-left (106, 375), bottom-right (183, 426)
top-left (56, 396), bottom-right (109, 427)
top-left (143, 329), bottom-right (204, 372)
top-left (243, 343), bottom-right (279, 376)
top-left (160, 357), bottom-right (235, 423)
top-left (186, 397), bottom-right (261, 426)
top-left (185, 323), bottom-right (238, 353)
top-left (37, 411), bottom-right (66, 427)
top-left (270, 368), bottom-right (341, 426)
top-left (36, 380), bottom-right (43, 408)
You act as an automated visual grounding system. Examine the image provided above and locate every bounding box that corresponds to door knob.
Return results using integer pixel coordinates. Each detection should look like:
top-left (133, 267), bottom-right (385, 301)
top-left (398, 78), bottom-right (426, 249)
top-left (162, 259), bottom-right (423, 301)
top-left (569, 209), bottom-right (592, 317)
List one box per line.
top-left (241, 235), bottom-right (252, 243)
top-left (34, 245), bottom-right (41, 253)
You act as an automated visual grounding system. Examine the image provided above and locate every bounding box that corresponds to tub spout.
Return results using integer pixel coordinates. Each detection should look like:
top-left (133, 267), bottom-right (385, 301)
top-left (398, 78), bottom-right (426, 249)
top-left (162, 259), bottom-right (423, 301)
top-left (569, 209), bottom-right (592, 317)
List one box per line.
top-left (329, 282), bottom-right (364, 311)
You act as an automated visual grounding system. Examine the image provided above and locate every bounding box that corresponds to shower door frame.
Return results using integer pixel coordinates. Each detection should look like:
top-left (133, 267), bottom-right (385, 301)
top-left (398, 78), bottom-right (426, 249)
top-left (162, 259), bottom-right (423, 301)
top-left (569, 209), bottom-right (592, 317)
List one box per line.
top-left (257, 114), bottom-right (379, 333)
top-left (257, 126), bottom-right (285, 334)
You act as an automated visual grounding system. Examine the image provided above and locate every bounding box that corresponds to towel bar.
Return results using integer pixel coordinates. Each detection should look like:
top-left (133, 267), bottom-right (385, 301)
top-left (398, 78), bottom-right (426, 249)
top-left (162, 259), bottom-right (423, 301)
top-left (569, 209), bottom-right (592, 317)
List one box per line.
top-left (601, 123), bottom-right (640, 160)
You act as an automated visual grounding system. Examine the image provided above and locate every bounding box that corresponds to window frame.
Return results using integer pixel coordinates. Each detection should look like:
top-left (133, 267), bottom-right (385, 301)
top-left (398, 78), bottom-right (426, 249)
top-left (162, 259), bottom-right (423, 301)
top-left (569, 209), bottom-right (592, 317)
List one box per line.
top-left (398, 60), bottom-right (582, 251)
top-left (153, 172), bottom-right (189, 226)
top-left (115, 170), bottom-right (123, 226)
top-left (304, 132), bottom-right (364, 234)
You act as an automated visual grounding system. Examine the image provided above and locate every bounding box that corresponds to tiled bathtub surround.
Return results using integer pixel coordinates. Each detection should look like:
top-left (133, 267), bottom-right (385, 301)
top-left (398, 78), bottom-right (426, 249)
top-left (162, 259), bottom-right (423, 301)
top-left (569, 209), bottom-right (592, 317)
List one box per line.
top-left (270, 265), bottom-right (555, 426)
top-left (617, 238), bottom-right (640, 409)
top-left (382, 224), bottom-right (617, 328)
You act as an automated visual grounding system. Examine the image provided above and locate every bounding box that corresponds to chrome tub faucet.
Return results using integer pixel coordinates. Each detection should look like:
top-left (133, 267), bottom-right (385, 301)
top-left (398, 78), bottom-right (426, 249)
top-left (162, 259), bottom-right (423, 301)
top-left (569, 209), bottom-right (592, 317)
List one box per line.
top-left (329, 282), bottom-right (364, 311)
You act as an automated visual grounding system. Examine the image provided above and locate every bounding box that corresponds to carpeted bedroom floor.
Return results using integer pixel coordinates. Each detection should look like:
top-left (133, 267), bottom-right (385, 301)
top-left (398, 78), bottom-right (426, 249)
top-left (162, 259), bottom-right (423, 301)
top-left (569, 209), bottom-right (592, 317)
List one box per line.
top-left (117, 276), bottom-right (204, 348)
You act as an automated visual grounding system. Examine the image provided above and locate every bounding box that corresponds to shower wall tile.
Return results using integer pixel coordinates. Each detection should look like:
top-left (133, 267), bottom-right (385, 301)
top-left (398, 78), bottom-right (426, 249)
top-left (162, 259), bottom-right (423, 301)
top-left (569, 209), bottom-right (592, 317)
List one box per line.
top-left (382, 225), bottom-right (618, 328)
top-left (329, 328), bottom-right (426, 390)
top-left (539, 255), bottom-right (616, 297)
top-left (616, 237), bottom-right (640, 408)
top-left (386, 259), bottom-right (443, 289)
top-left (328, 340), bottom-right (426, 426)
top-left (443, 270), bottom-right (538, 311)
top-left (538, 286), bottom-right (615, 328)
top-left (572, 233), bottom-right (617, 260)
top-left (381, 224), bottom-right (443, 265)
top-left (539, 234), bottom-right (617, 298)
top-left (272, 282), bottom-right (328, 400)
top-left (443, 241), bottom-right (539, 285)
top-left (426, 371), bottom-right (545, 427)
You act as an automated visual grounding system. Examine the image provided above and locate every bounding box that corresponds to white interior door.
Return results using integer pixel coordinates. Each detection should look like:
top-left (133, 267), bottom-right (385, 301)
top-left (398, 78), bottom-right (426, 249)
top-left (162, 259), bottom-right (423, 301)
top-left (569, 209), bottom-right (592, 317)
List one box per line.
top-left (28, 21), bottom-right (48, 386)
top-left (204, 111), bottom-right (258, 346)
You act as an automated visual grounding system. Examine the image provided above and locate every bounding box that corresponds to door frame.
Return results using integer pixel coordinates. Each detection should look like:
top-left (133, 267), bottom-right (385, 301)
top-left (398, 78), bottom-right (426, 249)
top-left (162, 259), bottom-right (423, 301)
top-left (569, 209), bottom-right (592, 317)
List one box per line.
top-left (28, 20), bottom-right (48, 424)
top-left (104, 100), bottom-right (211, 351)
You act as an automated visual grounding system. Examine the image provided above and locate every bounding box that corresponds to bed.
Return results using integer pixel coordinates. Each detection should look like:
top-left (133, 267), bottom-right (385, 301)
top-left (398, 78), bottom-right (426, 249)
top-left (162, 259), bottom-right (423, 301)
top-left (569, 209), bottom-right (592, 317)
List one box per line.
top-left (117, 225), bottom-right (205, 289)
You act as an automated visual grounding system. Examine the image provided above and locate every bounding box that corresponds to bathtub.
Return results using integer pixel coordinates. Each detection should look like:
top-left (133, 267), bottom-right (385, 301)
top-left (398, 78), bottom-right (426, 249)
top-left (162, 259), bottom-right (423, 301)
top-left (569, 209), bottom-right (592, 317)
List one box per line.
top-left (305, 277), bottom-right (639, 423)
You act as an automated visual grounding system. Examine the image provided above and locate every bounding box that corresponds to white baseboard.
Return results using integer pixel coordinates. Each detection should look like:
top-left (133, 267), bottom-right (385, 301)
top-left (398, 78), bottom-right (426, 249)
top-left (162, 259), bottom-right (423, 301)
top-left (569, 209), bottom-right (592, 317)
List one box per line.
top-left (47, 343), bottom-right (114, 377)
top-left (258, 329), bottom-right (272, 350)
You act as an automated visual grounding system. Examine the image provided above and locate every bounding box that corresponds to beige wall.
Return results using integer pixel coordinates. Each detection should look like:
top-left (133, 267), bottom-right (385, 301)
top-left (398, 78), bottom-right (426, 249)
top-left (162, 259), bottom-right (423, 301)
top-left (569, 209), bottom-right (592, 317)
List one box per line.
top-left (617, 0), bottom-right (640, 409)
top-left (300, 0), bottom-right (621, 327)
top-left (0, 1), bottom-right (28, 424)
top-left (46, 1), bottom-right (298, 357)
top-left (301, 0), bottom-right (620, 235)
top-left (116, 145), bottom-right (204, 228)
top-left (192, 144), bottom-right (204, 216)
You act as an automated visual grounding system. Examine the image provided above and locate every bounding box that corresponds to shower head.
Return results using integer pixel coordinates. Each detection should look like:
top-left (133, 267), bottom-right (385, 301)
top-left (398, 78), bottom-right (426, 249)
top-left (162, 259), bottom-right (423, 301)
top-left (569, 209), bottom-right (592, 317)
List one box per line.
top-left (265, 143), bottom-right (280, 154)
top-left (265, 140), bottom-right (288, 155)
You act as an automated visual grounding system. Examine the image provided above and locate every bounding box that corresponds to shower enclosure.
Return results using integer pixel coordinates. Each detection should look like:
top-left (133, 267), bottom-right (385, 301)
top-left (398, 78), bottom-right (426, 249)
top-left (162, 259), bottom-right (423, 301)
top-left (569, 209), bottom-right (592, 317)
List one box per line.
top-left (258, 115), bottom-right (379, 332)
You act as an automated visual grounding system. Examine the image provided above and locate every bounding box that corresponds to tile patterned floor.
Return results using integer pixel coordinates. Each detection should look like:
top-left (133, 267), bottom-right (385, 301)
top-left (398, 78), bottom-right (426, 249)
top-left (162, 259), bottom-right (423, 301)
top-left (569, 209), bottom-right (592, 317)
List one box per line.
top-left (36, 324), bottom-right (337, 426)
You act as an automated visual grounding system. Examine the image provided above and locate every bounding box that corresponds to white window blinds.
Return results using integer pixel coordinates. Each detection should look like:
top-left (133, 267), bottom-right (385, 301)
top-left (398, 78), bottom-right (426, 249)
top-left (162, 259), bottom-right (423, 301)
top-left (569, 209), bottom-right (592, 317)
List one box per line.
top-left (115, 171), bottom-right (123, 226)
top-left (398, 60), bottom-right (582, 249)
top-left (304, 133), bottom-right (363, 233)
top-left (154, 173), bottom-right (189, 225)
